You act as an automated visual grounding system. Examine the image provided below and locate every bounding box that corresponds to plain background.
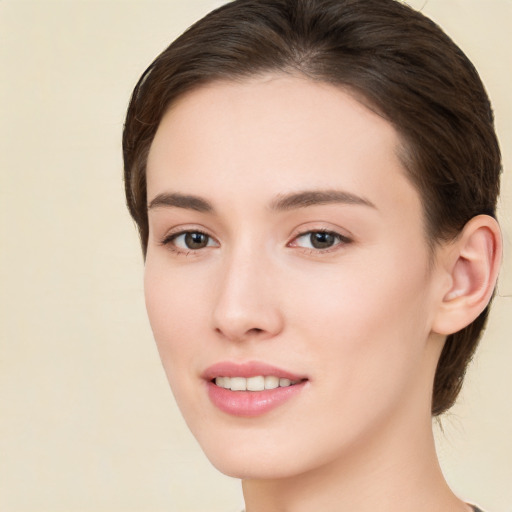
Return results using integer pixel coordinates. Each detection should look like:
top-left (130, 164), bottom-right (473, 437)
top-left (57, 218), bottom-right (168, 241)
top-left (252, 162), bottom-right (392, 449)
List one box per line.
top-left (0, 1), bottom-right (511, 511)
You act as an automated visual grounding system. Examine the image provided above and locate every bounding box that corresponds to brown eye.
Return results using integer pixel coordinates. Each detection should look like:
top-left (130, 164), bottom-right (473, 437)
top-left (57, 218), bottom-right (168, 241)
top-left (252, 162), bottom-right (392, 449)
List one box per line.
top-left (184, 232), bottom-right (210, 249)
top-left (310, 231), bottom-right (337, 249)
top-left (291, 230), bottom-right (351, 252)
top-left (165, 231), bottom-right (218, 251)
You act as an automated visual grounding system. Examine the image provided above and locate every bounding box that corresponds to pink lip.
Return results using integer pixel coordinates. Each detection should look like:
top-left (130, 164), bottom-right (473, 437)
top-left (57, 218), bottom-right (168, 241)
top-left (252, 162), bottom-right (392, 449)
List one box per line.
top-left (202, 361), bottom-right (308, 417)
top-left (202, 361), bottom-right (305, 381)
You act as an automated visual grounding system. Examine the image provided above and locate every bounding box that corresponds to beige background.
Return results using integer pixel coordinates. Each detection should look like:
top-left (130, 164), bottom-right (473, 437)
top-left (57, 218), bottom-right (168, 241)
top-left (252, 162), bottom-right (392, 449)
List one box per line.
top-left (0, 1), bottom-right (510, 511)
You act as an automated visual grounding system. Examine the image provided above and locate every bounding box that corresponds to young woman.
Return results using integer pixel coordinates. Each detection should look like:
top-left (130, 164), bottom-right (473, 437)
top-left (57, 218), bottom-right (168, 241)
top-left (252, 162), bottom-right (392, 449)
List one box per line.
top-left (123, 1), bottom-right (503, 510)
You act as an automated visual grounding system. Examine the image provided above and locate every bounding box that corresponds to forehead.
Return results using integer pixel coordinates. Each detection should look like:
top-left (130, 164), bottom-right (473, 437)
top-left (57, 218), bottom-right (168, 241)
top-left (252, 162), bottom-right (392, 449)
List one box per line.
top-left (146, 75), bottom-right (421, 221)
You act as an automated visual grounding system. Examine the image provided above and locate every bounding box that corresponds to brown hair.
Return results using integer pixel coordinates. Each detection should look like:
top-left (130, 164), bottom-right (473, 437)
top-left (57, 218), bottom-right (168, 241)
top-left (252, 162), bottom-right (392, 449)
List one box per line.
top-left (123, 0), bottom-right (501, 415)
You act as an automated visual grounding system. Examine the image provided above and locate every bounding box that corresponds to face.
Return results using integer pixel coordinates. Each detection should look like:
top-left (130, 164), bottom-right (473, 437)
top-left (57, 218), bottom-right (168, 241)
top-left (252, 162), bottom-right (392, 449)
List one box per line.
top-left (144, 76), bottom-right (446, 480)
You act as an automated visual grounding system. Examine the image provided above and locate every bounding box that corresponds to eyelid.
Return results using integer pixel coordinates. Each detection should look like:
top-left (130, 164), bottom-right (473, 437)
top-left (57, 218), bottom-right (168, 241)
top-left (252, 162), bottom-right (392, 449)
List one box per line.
top-left (287, 227), bottom-right (353, 253)
top-left (157, 224), bottom-right (352, 256)
top-left (159, 226), bottom-right (220, 255)
top-left (161, 227), bottom-right (211, 244)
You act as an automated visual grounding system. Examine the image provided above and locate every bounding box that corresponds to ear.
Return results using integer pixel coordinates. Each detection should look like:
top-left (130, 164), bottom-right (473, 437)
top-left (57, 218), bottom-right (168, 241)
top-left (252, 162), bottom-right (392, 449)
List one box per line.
top-left (432, 215), bottom-right (502, 336)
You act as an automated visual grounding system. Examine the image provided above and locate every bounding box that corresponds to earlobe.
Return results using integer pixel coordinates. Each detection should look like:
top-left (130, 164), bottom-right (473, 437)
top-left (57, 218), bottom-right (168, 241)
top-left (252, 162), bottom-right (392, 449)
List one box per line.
top-left (432, 215), bottom-right (502, 336)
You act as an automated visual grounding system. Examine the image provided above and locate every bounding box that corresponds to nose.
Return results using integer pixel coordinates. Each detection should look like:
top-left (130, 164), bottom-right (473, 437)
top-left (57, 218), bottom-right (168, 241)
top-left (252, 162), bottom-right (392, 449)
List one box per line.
top-left (211, 247), bottom-right (284, 342)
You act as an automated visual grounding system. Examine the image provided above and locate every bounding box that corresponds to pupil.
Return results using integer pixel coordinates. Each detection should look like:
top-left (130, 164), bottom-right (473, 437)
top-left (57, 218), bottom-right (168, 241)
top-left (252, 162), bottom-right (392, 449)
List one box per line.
top-left (311, 232), bottom-right (335, 249)
top-left (185, 232), bottom-right (208, 249)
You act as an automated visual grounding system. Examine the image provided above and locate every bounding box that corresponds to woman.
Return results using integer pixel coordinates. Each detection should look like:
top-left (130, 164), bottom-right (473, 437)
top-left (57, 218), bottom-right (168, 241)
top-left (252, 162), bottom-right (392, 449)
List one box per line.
top-left (123, 1), bottom-right (502, 510)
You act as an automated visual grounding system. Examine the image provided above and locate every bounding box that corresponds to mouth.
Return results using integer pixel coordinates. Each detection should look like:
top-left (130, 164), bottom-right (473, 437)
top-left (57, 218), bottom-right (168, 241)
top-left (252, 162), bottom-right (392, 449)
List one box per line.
top-left (203, 361), bottom-right (308, 417)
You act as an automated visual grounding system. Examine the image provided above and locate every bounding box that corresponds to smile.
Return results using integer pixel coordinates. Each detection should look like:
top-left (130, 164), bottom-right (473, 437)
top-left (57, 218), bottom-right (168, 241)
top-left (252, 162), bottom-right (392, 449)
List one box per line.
top-left (203, 361), bottom-right (308, 417)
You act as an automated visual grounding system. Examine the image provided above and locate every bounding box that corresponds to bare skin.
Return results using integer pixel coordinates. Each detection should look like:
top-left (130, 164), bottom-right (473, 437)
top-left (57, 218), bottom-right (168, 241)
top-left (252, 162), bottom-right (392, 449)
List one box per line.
top-left (144, 75), bottom-right (500, 512)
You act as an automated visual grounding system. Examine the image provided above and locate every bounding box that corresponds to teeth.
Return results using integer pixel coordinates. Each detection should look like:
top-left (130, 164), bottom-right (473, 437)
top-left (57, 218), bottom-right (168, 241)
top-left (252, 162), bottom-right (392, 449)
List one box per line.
top-left (214, 375), bottom-right (300, 391)
top-left (264, 376), bottom-right (279, 389)
top-left (230, 377), bottom-right (247, 391)
top-left (247, 376), bottom-right (265, 391)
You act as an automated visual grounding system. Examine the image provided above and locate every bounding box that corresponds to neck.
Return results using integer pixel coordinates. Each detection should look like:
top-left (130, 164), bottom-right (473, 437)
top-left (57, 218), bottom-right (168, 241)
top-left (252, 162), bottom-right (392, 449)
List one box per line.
top-left (242, 411), bottom-right (469, 512)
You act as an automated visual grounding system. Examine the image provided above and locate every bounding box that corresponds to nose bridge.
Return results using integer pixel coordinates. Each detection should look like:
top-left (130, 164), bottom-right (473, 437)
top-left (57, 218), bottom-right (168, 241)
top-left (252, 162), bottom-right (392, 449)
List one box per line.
top-left (212, 237), bottom-right (283, 341)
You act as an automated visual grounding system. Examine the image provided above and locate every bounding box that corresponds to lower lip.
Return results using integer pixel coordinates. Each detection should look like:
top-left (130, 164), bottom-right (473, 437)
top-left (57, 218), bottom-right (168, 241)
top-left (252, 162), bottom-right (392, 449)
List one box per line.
top-left (206, 380), bottom-right (307, 417)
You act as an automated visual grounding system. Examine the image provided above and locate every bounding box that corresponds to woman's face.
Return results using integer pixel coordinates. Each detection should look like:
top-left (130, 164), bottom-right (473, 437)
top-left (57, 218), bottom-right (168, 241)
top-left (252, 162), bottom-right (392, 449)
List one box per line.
top-left (144, 76), bottom-right (446, 479)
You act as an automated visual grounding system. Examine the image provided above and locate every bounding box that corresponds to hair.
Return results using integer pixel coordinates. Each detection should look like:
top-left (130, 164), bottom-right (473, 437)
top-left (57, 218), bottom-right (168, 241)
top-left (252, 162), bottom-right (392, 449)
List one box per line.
top-left (123, 0), bottom-right (501, 415)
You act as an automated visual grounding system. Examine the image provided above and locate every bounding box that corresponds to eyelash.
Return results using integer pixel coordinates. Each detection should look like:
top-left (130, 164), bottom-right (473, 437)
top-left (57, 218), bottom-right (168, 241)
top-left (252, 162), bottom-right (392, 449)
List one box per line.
top-left (160, 229), bottom-right (215, 257)
top-left (289, 229), bottom-right (352, 254)
top-left (160, 228), bottom-right (352, 256)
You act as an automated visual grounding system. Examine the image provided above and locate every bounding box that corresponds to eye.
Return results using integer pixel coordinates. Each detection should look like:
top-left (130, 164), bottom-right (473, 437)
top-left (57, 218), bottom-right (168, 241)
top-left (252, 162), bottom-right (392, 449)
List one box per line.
top-left (291, 230), bottom-right (351, 251)
top-left (163, 230), bottom-right (218, 252)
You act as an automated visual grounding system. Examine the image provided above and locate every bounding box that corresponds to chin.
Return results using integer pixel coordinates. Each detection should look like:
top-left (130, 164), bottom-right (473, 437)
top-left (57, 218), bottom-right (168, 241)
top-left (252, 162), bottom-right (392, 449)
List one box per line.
top-left (206, 449), bottom-right (307, 480)
top-left (190, 423), bottom-right (337, 481)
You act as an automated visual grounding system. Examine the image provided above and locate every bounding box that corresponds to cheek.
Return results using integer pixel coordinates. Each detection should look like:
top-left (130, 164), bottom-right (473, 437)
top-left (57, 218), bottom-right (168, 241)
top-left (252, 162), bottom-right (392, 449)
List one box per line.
top-left (143, 260), bottom-right (207, 367)
top-left (291, 253), bottom-right (428, 329)
top-left (278, 258), bottom-right (434, 455)
top-left (143, 260), bottom-right (213, 425)
top-left (287, 250), bottom-right (433, 386)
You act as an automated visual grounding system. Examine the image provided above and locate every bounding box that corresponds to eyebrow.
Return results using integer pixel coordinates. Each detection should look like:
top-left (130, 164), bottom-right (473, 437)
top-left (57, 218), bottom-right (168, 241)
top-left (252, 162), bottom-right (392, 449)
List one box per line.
top-left (148, 192), bottom-right (213, 212)
top-left (147, 189), bottom-right (376, 213)
top-left (269, 189), bottom-right (376, 211)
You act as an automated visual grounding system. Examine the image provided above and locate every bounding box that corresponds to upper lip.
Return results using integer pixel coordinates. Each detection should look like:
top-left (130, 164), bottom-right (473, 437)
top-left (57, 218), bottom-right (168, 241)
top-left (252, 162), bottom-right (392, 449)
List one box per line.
top-left (201, 361), bottom-right (307, 381)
